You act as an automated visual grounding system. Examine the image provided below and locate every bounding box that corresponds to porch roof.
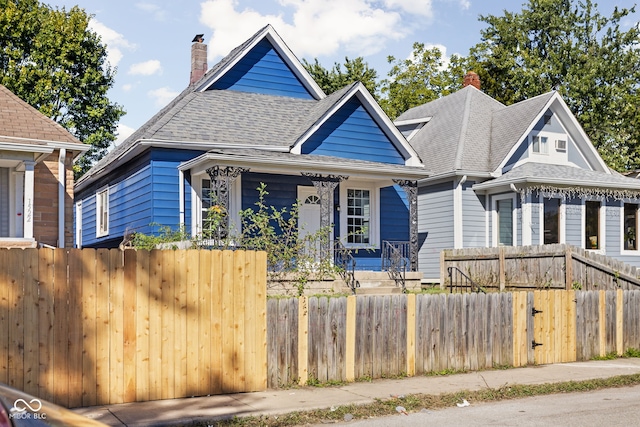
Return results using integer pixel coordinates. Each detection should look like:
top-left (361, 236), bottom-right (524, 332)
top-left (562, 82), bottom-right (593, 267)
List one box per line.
top-left (473, 162), bottom-right (640, 195)
top-left (179, 148), bottom-right (429, 180)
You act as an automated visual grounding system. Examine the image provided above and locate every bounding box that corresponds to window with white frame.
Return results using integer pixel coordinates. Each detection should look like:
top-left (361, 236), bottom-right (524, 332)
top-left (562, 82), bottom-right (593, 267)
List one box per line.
top-left (585, 201), bottom-right (600, 249)
top-left (493, 194), bottom-right (516, 247)
top-left (340, 184), bottom-right (377, 247)
top-left (532, 135), bottom-right (548, 154)
top-left (543, 198), bottom-right (561, 244)
top-left (96, 188), bottom-right (109, 237)
top-left (347, 189), bottom-right (370, 244)
top-left (624, 203), bottom-right (638, 251)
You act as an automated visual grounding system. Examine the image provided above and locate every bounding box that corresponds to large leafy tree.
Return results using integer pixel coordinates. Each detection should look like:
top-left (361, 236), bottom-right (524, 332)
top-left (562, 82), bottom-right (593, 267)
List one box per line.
top-left (469, 0), bottom-right (640, 171)
top-left (0, 0), bottom-right (125, 176)
top-left (379, 43), bottom-right (469, 119)
top-left (303, 57), bottom-right (379, 99)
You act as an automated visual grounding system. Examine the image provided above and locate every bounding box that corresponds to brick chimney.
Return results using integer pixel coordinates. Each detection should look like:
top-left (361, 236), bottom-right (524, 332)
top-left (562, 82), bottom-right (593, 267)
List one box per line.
top-left (463, 71), bottom-right (481, 90)
top-left (190, 34), bottom-right (207, 85)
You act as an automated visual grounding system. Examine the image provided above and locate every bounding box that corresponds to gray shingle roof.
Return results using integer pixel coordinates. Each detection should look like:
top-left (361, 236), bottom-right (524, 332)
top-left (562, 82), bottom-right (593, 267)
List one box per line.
top-left (397, 87), bottom-right (562, 176)
top-left (396, 86), bottom-right (504, 175)
top-left (489, 92), bottom-right (555, 170)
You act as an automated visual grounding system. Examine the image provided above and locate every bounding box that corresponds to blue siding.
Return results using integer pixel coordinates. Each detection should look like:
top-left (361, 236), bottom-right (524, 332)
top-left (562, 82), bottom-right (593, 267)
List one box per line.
top-left (380, 185), bottom-right (409, 242)
top-left (568, 137), bottom-right (590, 169)
top-left (605, 200), bottom-right (620, 258)
top-left (418, 181), bottom-right (454, 280)
top-left (210, 39), bottom-right (313, 99)
top-left (110, 165), bottom-right (154, 237)
top-left (462, 181), bottom-right (486, 247)
top-left (564, 197), bottom-right (582, 246)
top-left (301, 98), bottom-right (405, 165)
top-left (531, 194), bottom-right (541, 244)
top-left (78, 148), bottom-right (205, 248)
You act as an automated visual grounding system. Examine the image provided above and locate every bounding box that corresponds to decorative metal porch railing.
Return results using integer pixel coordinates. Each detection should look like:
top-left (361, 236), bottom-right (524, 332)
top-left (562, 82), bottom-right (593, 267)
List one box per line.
top-left (334, 240), bottom-right (360, 294)
top-left (447, 266), bottom-right (486, 294)
top-left (382, 240), bottom-right (409, 292)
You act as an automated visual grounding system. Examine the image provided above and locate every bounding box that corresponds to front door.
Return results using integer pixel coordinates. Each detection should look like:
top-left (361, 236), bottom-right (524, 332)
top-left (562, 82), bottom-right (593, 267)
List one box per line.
top-left (298, 186), bottom-right (321, 239)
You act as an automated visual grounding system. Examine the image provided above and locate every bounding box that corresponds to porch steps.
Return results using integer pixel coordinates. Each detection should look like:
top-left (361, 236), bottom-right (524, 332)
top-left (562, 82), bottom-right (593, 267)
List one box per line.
top-left (343, 271), bottom-right (423, 295)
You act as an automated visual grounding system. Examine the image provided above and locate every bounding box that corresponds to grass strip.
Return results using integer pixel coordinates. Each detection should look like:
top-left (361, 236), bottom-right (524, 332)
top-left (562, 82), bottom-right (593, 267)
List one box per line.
top-left (191, 373), bottom-right (640, 427)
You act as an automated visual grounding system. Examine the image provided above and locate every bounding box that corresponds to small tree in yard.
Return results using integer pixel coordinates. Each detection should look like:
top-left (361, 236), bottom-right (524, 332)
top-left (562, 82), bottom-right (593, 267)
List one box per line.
top-left (131, 183), bottom-right (338, 296)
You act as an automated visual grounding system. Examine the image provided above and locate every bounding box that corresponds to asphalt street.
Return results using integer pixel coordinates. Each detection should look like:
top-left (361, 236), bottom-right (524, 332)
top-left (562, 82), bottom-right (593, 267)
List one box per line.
top-left (325, 384), bottom-right (640, 426)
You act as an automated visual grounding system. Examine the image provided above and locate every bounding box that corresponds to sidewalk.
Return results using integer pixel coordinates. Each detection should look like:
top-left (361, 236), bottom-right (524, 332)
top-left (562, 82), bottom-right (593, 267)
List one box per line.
top-left (72, 359), bottom-right (640, 427)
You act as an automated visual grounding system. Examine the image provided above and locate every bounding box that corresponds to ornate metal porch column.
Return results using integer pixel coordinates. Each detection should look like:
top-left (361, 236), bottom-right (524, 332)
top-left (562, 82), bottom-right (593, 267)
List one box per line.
top-left (205, 165), bottom-right (247, 240)
top-left (394, 179), bottom-right (418, 272)
top-left (301, 173), bottom-right (347, 257)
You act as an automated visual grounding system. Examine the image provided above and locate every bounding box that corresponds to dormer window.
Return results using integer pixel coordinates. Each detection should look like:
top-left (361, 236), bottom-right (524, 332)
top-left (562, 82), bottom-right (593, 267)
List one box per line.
top-left (555, 139), bottom-right (567, 152)
top-left (532, 135), bottom-right (548, 154)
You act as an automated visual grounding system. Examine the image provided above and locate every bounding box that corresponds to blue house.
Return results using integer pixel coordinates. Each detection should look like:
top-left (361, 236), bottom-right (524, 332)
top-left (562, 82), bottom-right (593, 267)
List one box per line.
top-left (397, 72), bottom-right (640, 281)
top-left (74, 25), bottom-right (426, 272)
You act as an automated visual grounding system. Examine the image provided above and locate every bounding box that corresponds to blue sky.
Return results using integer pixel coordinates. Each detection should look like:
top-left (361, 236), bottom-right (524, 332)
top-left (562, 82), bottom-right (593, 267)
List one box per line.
top-left (47, 0), bottom-right (636, 144)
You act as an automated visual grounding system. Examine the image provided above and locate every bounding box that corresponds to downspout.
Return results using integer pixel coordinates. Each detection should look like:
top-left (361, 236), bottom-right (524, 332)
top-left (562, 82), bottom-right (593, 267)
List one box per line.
top-left (58, 148), bottom-right (66, 248)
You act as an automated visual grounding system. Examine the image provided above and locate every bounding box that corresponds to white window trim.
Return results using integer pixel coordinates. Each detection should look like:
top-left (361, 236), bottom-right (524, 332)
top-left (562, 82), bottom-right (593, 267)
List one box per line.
top-left (582, 199), bottom-right (605, 254)
top-left (621, 202), bottom-right (639, 255)
top-left (96, 187), bottom-right (109, 238)
top-left (492, 194), bottom-right (517, 247)
top-left (531, 134), bottom-right (549, 155)
top-left (339, 181), bottom-right (379, 249)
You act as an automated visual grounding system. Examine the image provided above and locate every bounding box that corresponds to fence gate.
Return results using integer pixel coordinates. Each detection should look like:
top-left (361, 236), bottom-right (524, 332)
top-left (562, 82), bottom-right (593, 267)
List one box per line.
top-left (531, 290), bottom-right (577, 364)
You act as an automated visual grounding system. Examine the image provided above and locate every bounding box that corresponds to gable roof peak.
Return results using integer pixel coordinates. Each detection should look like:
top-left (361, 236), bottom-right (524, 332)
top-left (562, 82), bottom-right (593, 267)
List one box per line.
top-left (193, 24), bottom-right (325, 100)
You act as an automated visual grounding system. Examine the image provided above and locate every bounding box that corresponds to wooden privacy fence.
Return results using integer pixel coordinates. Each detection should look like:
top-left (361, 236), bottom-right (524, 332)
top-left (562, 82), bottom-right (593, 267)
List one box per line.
top-left (441, 244), bottom-right (640, 291)
top-left (267, 290), bottom-right (640, 387)
top-left (0, 248), bottom-right (267, 408)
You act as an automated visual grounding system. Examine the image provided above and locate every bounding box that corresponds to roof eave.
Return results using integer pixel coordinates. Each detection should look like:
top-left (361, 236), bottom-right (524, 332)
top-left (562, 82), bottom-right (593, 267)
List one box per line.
top-left (180, 151), bottom-right (429, 180)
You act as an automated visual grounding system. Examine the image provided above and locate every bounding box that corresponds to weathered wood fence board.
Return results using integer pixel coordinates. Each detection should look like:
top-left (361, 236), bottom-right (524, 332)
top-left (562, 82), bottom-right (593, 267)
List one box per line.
top-left (267, 289), bottom-right (640, 388)
top-left (0, 248), bottom-right (267, 408)
top-left (443, 244), bottom-right (640, 291)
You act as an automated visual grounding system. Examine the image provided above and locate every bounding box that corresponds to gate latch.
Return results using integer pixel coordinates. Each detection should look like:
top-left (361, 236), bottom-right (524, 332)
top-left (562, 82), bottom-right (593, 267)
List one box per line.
top-left (531, 307), bottom-right (543, 317)
top-left (532, 340), bottom-right (543, 349)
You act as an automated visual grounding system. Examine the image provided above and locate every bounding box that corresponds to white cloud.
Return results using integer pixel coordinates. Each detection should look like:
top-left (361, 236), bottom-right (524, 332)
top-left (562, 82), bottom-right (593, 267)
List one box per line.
top-left (458, 0), bottom-right (471, 10)
top-left (115, 123), bottom-right (136, 146)
top-left (122, 83), bottom-right (134, 92)
top-left (135, 2), bottom-right (168, 21)
top-left (128, 60), bottom-right (163, 76)
top-left (199, 0), bottom-right (422, 60)
top-left (148, 87), bottom-right (179, 107)
top-left (88, 19), bottom-right (135, 67)
top-left (384, 0), bottom-right (433, 17)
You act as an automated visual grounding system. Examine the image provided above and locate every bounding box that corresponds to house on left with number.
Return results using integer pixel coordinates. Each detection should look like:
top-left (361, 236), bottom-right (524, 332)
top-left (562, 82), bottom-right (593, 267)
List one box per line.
top-left (0, 84), bottom-right (88, 248)
top-left (74, 26), bottom-right (426, 272)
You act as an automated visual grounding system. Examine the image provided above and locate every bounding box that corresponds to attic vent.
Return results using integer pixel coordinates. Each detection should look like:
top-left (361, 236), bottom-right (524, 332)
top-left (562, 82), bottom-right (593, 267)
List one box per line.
top-left (556, 139), bottom-right (567, 151)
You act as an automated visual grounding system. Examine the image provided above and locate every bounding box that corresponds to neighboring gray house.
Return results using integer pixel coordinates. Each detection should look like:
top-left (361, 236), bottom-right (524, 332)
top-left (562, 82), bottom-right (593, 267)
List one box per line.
top-left (397, 74), bottom-right (640, 281)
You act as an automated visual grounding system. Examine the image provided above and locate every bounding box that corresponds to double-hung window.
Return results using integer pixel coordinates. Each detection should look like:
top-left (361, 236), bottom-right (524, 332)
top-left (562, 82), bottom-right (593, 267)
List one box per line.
top-left (96, 188), bottom-right (109, 237)
top-left (532, 135), bottom-right (548, 154)
top-left (347, 189), bottom-right (370, 244)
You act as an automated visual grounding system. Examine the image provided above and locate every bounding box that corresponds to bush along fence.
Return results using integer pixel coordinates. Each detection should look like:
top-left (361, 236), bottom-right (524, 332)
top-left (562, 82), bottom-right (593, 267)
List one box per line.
top-left (0, 248), bottom-right (267, 408)
top-left (441, 244), bottom-right (640, 291)
top-left (267, 290), bottom-right (640, 388)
